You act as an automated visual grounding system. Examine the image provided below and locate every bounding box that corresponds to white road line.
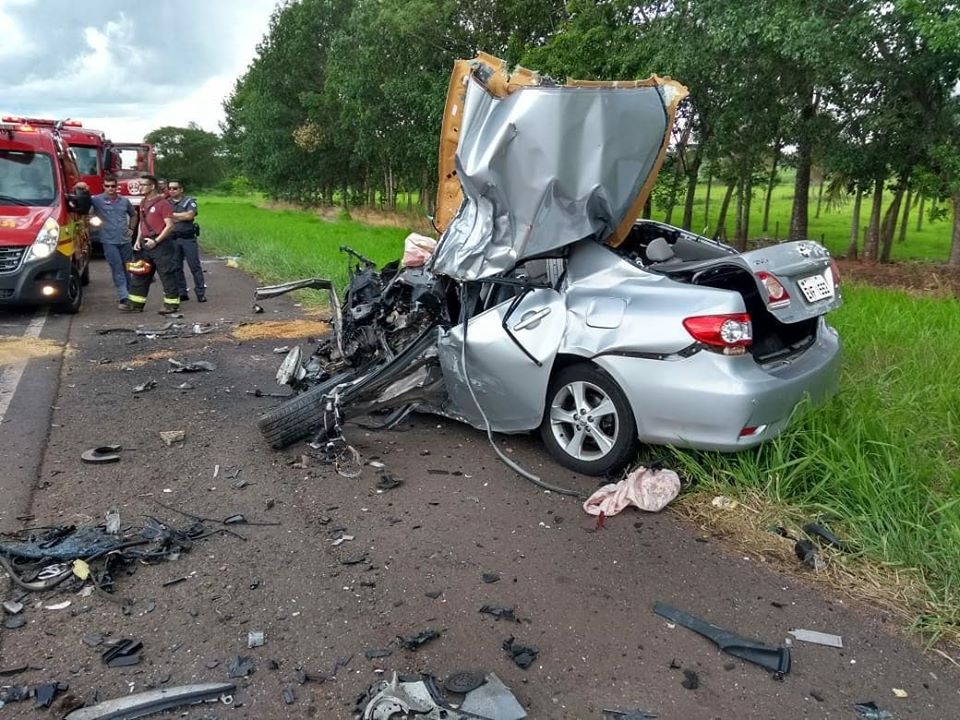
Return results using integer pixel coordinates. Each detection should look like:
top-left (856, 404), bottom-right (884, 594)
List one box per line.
top-left (0, 308), bottom-right (50, 423)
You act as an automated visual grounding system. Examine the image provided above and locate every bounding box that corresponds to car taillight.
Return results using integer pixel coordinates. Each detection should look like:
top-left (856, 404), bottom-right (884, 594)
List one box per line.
top-left (683, 313), bottom-right (752, 351)
top-left (829, 258), bottom-right (841, 286)
top-left (756, 271), bottom-right (790, 308)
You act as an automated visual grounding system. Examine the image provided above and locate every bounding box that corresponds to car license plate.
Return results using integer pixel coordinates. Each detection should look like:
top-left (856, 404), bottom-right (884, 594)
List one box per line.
top-left (797, 272), bottom-right (833, 303)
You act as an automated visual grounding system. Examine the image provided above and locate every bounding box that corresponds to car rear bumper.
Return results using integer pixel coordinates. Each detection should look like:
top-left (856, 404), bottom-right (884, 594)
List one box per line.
top-left (0, 251), bottom-right (73, 306)
top-left (594, 319), bottom-right (841, 451)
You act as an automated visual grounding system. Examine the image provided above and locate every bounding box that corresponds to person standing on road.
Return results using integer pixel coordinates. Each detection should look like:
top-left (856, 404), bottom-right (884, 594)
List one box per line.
top-left (123, 175), bottom-right (180, 314)
top-left (168, 180), bottom-right (206, 302)
top-left (90, 176), bottom-right (137, 309)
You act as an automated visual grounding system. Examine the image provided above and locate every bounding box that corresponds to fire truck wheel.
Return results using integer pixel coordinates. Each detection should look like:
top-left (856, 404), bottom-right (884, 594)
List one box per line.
top-left (56, 268), bottom-right (83, 314)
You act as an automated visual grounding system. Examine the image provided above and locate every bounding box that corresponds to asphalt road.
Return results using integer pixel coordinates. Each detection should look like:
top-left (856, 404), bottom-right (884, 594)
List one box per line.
top-left (0, 255), bottom-right (957, 719)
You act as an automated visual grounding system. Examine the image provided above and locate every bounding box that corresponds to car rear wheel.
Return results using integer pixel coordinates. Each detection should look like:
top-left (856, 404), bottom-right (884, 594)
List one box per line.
top-left (540, 363), bottom-right (636, 476)
top-left (55, 268), bottom-right (82, 314)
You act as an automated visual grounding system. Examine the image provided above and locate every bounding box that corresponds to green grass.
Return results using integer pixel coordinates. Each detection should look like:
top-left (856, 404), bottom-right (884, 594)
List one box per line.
top-left (199, 194), bottom-right (960, 640)
top-left (667, 284), bottom-right (960, 640)
top-left (654, 178), bottom-right (955, 264)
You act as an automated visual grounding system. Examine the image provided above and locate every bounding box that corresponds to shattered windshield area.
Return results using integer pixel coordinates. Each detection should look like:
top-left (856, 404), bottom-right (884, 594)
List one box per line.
top-left (0, 150), bottom-right (57, 207)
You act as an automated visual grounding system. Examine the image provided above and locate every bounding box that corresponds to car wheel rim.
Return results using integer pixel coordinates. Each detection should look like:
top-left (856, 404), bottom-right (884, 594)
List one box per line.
top-left (549, 380), bottom-right (619, 462)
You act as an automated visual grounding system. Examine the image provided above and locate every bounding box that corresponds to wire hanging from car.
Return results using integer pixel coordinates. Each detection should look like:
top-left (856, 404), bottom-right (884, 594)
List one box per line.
top-left (459, 284), bottom-right (582, 498)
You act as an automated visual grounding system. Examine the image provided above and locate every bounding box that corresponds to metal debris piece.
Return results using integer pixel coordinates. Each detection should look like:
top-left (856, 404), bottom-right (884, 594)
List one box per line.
top-left (228, 656), bottom-right (255, 678)
top-left (364, 648), bottom-right (393, 660)
top-left (64, 682), bottom-right (236, 720)
top-left (223, 514), bottom-right (247, 525)
top-left (443, 671), bottom-right (485, 694)
top-left (105, 508), bottom-right (121, 534)
top-left (603, 709), bottom-right (658, 720)
top-left (81, 445), bottom-right (122, 464)
top-left (653, 602), bottom-right (791, 675)
top-left (283, 686), bottom-right (295, 704)
top-left (2, 600), bottom-right (23, 614)
top-left (340, 552), bottom-right (368, 566)
top-left (481, 572), bottom-right (500, 584)
top-left (788, 629), bottom-right (843, 648)
top-left (167, 359), bottom-right (216, 373)
top-left (892, 688), bottom-right (908, 698)
top-left (132, 380), bottom-right (157, 394)
top-left (177, 382), bottom-right (194, 391)
top-left (252, 304), bottom-right (264, 313)
top-left (247, 631), bottom-right (265, 648)
top-left (479, 605), bottom-right (517, 622)
top-left (3, 614), bottom-right (25, 629)
top-left (34, 681), bottom-right (66, 708)
top-left (376, 474), bottom-right (402, 492)
top-left (332, 535), bottom-right (354, 546)
top-left (502, 636), bottom-right (539, 670)
top-left (82, 634), bottom-right (104, 647)
top-left (159, 430), bottom-right (185, 446)
top-left (44, 600), bottom-right (72, 611)
top-left (358, 671), bottom-right (526, 720)
top-left (102, 639), bottom-right (142, 668)
top-left (397, 628), bottom-right (442, 651)
top-left (273, 346), bottom-right (290, 354)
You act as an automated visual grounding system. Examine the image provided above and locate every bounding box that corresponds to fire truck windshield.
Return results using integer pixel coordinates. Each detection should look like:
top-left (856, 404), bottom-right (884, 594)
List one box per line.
top-left (0, 151), bottom-right (57, 207)
top-left (71, 146), bottom-right (100, 176)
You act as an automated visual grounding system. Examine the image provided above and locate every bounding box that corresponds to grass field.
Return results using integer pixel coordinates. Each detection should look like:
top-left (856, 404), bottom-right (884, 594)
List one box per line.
top-left (198, 193), bottom-right (960, 642)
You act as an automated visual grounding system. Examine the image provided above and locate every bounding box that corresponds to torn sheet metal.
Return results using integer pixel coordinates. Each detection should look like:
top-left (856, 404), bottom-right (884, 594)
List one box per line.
top-left (788, 629), bottom-right (843, 648)
top-left (358, 671), bottom-right (525, 720)
top-left (431, 64), bottom-right (687, 280)
top-left (64, 682), bottom-right (235, 720)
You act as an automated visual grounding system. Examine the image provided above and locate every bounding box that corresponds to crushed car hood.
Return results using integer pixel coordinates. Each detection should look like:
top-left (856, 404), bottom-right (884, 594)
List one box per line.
top-left (431, 54), bottom-right (687, 281)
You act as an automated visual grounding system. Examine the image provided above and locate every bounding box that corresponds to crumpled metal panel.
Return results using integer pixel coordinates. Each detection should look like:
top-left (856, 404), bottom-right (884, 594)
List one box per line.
top-left (430, 78), bottom-right (671, 280)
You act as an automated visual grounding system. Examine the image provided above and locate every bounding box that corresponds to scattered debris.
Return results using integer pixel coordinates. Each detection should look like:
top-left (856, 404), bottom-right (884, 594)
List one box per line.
top-left (681, 669), bottom-right (699, 690)
top-left (132, 380), bottom-right (157, 394)
top-left (247, 631), bottom-right (265, 648)
top-left (794, 539), bottom-right (826, 571)
top-left (397, 628), bottom-right (442, 651)
top-left (375, 474), bottom-right (402, 492)
top-left (177, 382), bottom-right (194, 391)
top-left (167, 359), bottom-right (216, 373)
top-left (228, 656), bottom-right (255, 678)
top-left (72, 559), bottom-right (91, 580)
top-left (853, 701), bottom-right (894, 720)
top-left (247, 388), bottom-right (291, 398)
top-left (105, 508), bottom-right (121, 534)
top-left (583, 466), bottom-right (681, 517)
top-left (2, 600), bottom-right (23, 614)
top-left (34, 681), bottom-right (66, 708)
top-left (481, 572), bottom-right (500, 584)
top-left (160, 430), bottom-right (186, 446)
top-left (788, 629), bottom-right (843, 648)
top-left (80, 445), bottom-right (122, 465)
top-left (357, 671), bottom-right (526, 720)
top-left (3, 614), bottom-right (25, 629)
top-left (273, 346), bottom-right (290, 354)
top-left (364, 648), bottom-right (393, 660)
top-left (332, 535), bottom-right (354, 547)
top-left (82, 634), bottom-right (104, 647)
top-left (803, 521), bottom-right (850, 552)
top-left (283, 686), bottom-right (296, 704)
top-left (711, 495), bottom-right (739, 510)
top-left (102, 639), bottom-right (143, 668)
top-left (44, 600), bottom-right (72, 610)
top-left (444, 671), bottom-right (485, 694)
top-left (340, 552), bottom-right (368, 566)
top-left (368, 461), bottom-right (386, 469)
top-left (502, 636), bottom-right (539, 669)
top-left (479, 605), bottom-right (518, 622)
top-left (252, 304), bottom-right (264, 314)
top-left (892, 688), bottom-right (908, 698)
top-left (425, 589), bottom-right (442, 599)
top-left (653, 602), bottom-right (790, 675)
top-left (63, 682), bottom-right (235, 720)
top-left (602, 709), bottom-right (658, 720)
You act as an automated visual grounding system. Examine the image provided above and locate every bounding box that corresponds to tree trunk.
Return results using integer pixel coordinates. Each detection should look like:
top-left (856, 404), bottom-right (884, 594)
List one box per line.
top-left (734, 178), bottom-right (745, 251)
top-left (863, 177), bottom-right (883, 261)
top-left (916, 195), bottom-right (925, 231)
top-left (846, 185), bottom-right (863, 260)
top-left (898, 187), bottom-right (912, 243)
top-left (740, 175), bottom-right (753, 251)
top-left (762, 139), bottom-right (782, 233)
top-left (789, 96), bottom-right (816, 240)
top-left (704, 171), bottom-right (713, 229)
top-left (879, 181), bottom-right (906, 263)
top-left (814, 172), bottom-right (826, 219)
top-left (714, 182), bottom-right (735, 239)
top-left (681, 155), bottom-right (702, 230)
top-left (948, 193), bottom-right (960, 267)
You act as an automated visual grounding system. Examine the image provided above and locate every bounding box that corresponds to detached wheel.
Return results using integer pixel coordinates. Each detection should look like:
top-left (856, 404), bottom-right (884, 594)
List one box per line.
top-left (540, 363), bottom-right (636, 476)
top-left (55, 268), bottom-right (83, 314)
top-left (258, 377), bottom-right (341, 449)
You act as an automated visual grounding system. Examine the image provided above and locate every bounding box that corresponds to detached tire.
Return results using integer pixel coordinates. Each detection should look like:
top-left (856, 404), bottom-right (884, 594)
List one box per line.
top-left (540, 362), bottom-right (637, 476)
top-left (258, 378), bottom-right (340, 449)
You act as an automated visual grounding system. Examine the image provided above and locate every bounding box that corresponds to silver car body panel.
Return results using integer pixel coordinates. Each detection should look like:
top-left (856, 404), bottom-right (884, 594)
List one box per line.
top-left (431, 78), bottom-right (672, 280)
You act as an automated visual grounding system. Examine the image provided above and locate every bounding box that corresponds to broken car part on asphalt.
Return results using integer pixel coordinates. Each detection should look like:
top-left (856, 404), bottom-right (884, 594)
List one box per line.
top-left (63, 682), bottom-right (235, 720)
top-left (653, 602), bottom-right (791, 675)
top-left (167, 358), bottom-right (216, 373)
top-left (255, 52), bottom-right (842, 480)
top-left (502, 636), bottom-right (539, 670)
top-left (397, 628), bottom-right (442, 651)
top-left (787, 629), bottom-right (843, 648)
top-left (80, 445), bottom-right (122, 464)
top-left (358, 671), bottom-right (526, 720)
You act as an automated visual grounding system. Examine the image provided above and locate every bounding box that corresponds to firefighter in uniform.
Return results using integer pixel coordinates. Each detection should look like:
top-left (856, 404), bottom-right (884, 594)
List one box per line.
top-left (122, 175), bottom-right (180, 314)
top-left (168, 180), bottom-right (206, 302)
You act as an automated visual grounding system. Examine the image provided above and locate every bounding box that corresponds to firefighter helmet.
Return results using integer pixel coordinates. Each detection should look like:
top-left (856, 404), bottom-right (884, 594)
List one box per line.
top-left (126, 259), bottom-right (153, 276)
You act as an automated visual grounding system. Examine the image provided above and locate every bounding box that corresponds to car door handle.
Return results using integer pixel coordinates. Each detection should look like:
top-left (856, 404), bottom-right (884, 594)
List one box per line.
top-left (513, 307), bottom-right (551, 331)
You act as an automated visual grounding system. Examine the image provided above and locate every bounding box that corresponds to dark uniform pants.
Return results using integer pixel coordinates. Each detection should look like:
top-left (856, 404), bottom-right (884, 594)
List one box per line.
top-left (174, 235), bottom-right (206, 297)
top-left (127, 240), bottom-right (181, 311)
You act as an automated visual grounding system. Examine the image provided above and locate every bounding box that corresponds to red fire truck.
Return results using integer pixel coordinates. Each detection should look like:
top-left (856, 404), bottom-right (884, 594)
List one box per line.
top-left (0, 119), bottom-right (92, 312)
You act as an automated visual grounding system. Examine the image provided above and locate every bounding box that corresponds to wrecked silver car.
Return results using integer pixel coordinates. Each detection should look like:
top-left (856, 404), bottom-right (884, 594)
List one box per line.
top-left (257, 54), bottom-right (842, 476)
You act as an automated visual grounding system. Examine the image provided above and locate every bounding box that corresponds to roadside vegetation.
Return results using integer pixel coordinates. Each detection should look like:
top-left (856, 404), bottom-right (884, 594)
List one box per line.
top-left (200, 196), bottom-right (960, 643)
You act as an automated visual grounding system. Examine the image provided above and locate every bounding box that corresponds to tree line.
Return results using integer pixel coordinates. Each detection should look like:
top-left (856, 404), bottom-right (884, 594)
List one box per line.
top-left (219, 0), bottom-right (960, 264)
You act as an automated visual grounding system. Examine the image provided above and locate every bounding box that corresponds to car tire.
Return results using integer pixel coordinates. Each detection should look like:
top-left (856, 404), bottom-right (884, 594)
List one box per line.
top-left (257, 378), bottom-right (339, 449)
top-left (540, 362), bottom-right (637, 476)
top-left (55, 268), bottom-right (83, 314)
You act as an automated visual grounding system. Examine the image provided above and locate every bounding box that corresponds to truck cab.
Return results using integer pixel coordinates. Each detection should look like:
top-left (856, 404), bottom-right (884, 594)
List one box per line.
top-left (105, 142), bottom-right (156, 209)
top-left (0, 119), bottom-right (92, 313)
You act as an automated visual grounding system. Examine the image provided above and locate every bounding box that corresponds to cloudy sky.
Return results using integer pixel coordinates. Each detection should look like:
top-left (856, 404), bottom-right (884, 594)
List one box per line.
top-left (0, 0), bottom-right (278, 141)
